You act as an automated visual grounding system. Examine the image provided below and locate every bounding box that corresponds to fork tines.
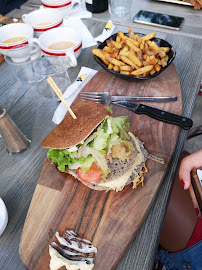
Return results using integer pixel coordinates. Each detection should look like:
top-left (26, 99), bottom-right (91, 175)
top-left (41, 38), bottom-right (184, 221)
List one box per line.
top-left (80, 92), bottom-right (101, 97)
top-left (80, 92), bottom-right (101, 102)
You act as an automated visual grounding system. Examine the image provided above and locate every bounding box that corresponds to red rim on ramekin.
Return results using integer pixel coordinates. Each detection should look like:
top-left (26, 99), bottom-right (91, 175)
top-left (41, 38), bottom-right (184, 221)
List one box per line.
top-left (42, 1), bottom-right (72, 8)
top-left (34, 19), bottom-right (63, 32)
top-left (0, 40), bottom-right (29, 50)
top-left (41, 42), bottom-right (82, 56)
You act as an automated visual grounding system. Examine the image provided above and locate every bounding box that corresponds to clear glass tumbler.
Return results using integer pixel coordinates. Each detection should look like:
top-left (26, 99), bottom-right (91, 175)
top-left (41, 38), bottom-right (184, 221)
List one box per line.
top-left (4, 44), bottom-right (42, 84)
top-left (109, 0), bottom-right (132, 17)
top-left (32, 56), bottom-right (71, 98)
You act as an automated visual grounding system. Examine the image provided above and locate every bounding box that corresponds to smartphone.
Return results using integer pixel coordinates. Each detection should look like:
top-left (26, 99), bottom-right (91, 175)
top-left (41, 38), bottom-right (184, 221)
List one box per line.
top-left (197, 169), bottom-right (202, 186)
top-left (133, 10), bottom-right (184, 31)
top-left (191, 169), bottom-right (202, 214)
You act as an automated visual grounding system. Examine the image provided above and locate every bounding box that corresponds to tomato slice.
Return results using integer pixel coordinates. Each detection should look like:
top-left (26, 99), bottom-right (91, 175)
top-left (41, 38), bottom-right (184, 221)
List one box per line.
top-left (77, 163), bottom-right (102, 183)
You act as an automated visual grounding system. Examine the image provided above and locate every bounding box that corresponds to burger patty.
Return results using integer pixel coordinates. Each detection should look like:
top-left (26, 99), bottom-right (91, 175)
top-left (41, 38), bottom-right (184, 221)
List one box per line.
top-left (97, 138), bottom-right (147, 183)
top-left (68, 136), bottom-right (149, 191)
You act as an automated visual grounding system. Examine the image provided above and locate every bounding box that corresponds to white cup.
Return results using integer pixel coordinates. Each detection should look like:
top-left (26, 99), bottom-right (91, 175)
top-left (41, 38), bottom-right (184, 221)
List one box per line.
top-left (35, 27), bottom-right (82, 67)
top-left (0, 23), bottom-right (36, 63)
top-left (22, 9), bottom-right (63, 38)
top-left (41, 0), bottom-right (81, 17)
top-left (109, 0), bottom-right (132, 17)
top-left (0, 198), bottom-right (8, 236)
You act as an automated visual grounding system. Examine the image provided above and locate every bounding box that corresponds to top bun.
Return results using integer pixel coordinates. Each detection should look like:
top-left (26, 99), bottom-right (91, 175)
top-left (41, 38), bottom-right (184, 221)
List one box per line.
top-left (41, 100), bottom-right (110, 149)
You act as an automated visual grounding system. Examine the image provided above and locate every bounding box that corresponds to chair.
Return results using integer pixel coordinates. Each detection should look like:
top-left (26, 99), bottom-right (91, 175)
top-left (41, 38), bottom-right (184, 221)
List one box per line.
top-left (153, 125), bottom-right (202, 269)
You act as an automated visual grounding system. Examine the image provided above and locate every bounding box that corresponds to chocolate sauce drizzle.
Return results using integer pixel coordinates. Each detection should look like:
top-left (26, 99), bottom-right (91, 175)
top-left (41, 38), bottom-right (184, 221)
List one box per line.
top-left (51, 230), bottom-right (97, 264)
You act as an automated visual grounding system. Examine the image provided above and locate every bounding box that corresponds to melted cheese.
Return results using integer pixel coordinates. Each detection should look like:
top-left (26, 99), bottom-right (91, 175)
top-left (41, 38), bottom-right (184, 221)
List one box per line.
top-left (49, 246), bottom-right (94, 270)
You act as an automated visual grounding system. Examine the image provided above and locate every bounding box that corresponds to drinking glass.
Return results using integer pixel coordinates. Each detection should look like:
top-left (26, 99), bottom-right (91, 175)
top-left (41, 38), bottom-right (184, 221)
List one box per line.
top-left (4, 44), bottom-right (42, 84)
top-left (108, 0), bottom-right (132, 17)
top-left (32, 56), bottom-right (71, 98)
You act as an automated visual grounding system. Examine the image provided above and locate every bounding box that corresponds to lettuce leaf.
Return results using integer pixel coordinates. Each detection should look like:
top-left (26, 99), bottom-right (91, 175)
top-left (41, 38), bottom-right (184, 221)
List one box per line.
top-left (106, 133), bottom-right (122, 156)
top-left (77, 132), bottom-right (96, 157)
top-left (92, 129), bottom-right (109, 150)
top-left (110, 116), bottom-right (130, 140)
top-left (47, 115), bottom-right (131, 176)
top-left (68, 155), bottom-right (96, 172)
top-left (47, 149), bottom-right (77, 172)
top-left (80, 155), bottom-right (96, 172)
top-left (81, 147), bottom-right (110, 178)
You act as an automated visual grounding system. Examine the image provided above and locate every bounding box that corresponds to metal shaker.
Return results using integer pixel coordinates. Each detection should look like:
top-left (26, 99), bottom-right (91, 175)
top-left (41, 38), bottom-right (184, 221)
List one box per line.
top-left (0, 106), bottom-right (30, 154)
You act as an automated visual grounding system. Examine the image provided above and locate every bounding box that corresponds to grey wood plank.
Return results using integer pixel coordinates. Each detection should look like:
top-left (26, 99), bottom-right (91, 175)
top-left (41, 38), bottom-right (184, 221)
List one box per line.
top-left (20, 0), bottom-right (41, 11)
top-left (91, 1), bottom-right (202, 39)
top-left (0, 18), bottom-right (202, 270)
top-left (5, 8), bottom-right (31, 17)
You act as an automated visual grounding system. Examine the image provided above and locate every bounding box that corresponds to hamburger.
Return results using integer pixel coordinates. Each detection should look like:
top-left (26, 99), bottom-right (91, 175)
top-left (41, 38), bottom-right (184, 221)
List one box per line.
top-left (41, 101), bottom-right (163, 191)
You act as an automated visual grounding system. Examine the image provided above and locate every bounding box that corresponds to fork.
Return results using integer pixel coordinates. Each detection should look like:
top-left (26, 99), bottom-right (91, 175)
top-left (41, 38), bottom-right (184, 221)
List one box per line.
top-left (80, 92), bottom-right (178, 105)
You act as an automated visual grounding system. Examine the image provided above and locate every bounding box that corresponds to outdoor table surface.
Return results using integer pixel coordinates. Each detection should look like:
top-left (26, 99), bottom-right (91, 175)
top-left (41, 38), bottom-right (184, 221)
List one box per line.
top-left (0, 6), bottom-right (202, 270)
top-left (20, 0), bottom-right (202, 39)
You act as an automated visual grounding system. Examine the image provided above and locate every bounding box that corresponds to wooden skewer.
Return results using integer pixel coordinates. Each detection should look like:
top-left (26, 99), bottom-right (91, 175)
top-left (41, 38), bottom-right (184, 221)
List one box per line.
top-left (47, 77), bottom-right (77, 119)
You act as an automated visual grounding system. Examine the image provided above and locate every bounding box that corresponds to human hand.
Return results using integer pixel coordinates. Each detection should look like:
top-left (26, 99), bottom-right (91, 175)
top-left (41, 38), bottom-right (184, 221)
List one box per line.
top-left (179, 149), bottom-right (202, 189)
top-left (179, 149), bottom-right (202, 215)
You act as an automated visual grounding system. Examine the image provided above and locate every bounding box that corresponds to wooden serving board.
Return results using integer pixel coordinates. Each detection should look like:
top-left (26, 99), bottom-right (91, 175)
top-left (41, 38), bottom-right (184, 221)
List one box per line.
top-left (20, 64), bottom-right (182, 270)
top-left (0, 16), bottom-right (23, 24)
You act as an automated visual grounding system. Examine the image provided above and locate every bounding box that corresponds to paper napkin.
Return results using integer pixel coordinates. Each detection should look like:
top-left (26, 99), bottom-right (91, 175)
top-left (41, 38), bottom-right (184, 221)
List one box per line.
top-left (95, 20), bottom-right (115, 43)
top-left (65, 0), bottom-right (92, 19)
top-left (52, 66), bottom-right (97, 124)
top-left (63, 18), bottom-right (97, 48)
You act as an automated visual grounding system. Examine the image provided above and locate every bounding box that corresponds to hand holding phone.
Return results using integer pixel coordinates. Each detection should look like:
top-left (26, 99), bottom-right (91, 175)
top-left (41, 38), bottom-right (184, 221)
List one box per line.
top-left (191, 169), bottom-right (202, 215)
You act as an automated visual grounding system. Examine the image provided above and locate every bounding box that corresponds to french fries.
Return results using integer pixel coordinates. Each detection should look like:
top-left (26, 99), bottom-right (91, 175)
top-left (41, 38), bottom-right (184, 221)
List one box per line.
top-left (131, 65), bottom-right (153, 76)
top-left (92, 48), bottom-right (109, 66)
top-left (92, 28), bottom-right (170, 77)
top-left (128, 53), bottom-right (142, 67)
top-left (141, 32), bottom-right (156, 41)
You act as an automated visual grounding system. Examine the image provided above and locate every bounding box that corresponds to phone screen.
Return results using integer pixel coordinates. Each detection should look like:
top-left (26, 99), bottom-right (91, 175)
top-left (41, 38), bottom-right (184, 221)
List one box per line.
top-left (133, 10), bottom-right (184, 30)
top-left (197, 169), bottom-right (202, 186)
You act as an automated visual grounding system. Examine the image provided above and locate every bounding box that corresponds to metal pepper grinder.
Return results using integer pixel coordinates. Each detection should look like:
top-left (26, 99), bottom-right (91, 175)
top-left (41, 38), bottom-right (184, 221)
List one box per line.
top-left (0, 106), bottom-right (30, 154)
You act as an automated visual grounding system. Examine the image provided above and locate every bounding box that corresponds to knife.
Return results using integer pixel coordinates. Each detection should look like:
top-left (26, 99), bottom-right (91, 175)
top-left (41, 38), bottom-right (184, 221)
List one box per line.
top-left (112, 101), bottom-right (193, 130)
top-left (122, 96), bottom-right (178, 102)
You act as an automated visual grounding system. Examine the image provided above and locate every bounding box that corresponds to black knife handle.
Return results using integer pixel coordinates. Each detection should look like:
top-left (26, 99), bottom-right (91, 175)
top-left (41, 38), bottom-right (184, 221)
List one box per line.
top-left (135, 104), bottom-right (193, 130)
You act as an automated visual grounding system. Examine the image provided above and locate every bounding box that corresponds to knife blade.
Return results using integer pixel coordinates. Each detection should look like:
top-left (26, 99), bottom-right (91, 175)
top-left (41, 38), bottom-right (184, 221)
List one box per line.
top-left (123, 96), bottom-right (178, 102)
top-left (112, 101), bottom-right (193, 130)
